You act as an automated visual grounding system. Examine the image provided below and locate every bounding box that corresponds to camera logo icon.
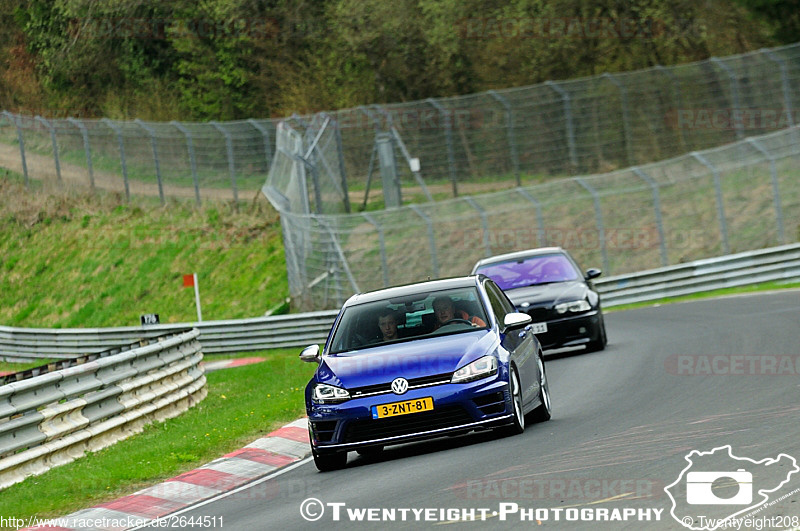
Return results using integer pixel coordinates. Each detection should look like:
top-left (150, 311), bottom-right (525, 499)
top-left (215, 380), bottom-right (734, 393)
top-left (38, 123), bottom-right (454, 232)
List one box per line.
top-left (686, 469), bottom-right (752, 505)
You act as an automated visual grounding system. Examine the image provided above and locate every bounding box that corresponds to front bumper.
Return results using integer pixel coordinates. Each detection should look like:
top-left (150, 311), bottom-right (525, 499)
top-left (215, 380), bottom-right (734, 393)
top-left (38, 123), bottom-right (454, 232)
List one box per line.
top-left (307, 375), bottom-right (512, 452)
top-left (531, 310), bottom-right (601, 349)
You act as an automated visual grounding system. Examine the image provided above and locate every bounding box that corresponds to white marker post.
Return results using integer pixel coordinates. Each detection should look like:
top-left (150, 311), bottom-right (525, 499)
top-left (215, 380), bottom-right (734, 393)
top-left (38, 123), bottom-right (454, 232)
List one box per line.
top-left (183, 273), bottom-right (203, 322)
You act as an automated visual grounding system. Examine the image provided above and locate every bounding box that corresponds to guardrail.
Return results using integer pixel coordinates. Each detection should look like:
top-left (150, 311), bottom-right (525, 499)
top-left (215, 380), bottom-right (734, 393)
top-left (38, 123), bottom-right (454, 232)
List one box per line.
top-left (0, 244), bottom-right (798, 363)
top-left (0, 329), bottom-right (205, 489)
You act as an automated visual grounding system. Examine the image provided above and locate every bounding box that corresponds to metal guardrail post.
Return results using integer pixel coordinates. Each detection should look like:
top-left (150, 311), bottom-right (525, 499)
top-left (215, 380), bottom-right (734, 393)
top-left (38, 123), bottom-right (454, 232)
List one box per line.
top-left (426, 98), bottom-right (458, 197)
top-left (0, 113), bottom-right (28, 187)
top-left (464, 197), bottom-right (492, 257)
top-left (100, 119), bottom-right (129, 201)
top-left (759, 49), bottom-right (794, 128)
top-left (691, 152), bottom-right (730, 255)
top-left (514, 188), bottom-right (546, 247)
top-left (67, 117), bottom-right (95, 191)
top-left (409, 205), bottom-right (440, 278)
top-left (170, 121), bottom-right (201, 206)
top-left (709, 57), bottom-right (743, 140)
top-left (487, 90), bottom-right (520, 185)
top-left (632, 167), bottom-right (668, 266)
top-left (247, 119), bottom-right (273, 170)
top-left (361, 213), bottom-right (390, 287)
top-left (601, 73), bottom-right (633, 167)
top-left (134, 119), bottom-right (165, 206)
top-left (211, 121), bottom-right (239, 210)
top-left (575, 177), bottom-right (609, 273)
top-left (654, 65), bottom-right (689, 153)
top-left (544, 81), bottom-right (578, 169)
top-left (746, 138), bottom-right (786, 243)
top-left (35, 116), bottom-right (61, 184)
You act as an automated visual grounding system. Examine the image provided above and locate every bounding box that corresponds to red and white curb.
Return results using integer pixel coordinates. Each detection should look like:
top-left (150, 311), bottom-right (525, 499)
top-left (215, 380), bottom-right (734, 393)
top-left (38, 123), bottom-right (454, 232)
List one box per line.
top-left (25, 418), bottom-right (310, 530)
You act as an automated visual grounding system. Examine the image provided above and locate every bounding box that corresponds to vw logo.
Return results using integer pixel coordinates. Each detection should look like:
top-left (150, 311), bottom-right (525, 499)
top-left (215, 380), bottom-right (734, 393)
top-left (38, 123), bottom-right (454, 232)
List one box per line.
top-left (391, 377), bottom-right (409, 395)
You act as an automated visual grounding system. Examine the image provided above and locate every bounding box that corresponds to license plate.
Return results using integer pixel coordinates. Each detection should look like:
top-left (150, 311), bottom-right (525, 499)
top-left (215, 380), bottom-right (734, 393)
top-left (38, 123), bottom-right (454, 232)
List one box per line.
top-left (530, 322), bottom-right (548, 334)
top-left (372, 397), bottom-right (434, 419)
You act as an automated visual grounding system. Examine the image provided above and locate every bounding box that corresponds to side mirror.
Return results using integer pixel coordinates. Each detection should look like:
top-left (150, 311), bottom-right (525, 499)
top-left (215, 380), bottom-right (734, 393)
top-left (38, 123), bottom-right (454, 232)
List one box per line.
top-left (503, 312), bottom-right (531, 332)
top-left (585, 268), bottom-right (602, 280)
top-left (299, 344), bottom-right (320, 363)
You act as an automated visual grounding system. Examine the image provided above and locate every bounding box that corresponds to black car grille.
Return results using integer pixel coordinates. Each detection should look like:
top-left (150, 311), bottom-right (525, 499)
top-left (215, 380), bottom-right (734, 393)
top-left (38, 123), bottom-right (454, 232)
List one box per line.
top-left (472, 391), bottom-right (507, 416)
top-left (525, 307), bottom-right (553, 321)
top-left (343, 406), bottom-right (473, 443)
top-left (350, 373), bottom-right (452, 397)
top-left (310, 420), bottom-right (338, 443)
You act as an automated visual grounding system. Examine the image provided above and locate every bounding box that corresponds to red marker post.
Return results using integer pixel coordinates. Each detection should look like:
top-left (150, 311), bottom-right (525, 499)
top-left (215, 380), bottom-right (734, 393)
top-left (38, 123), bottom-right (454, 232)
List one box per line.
top-left (183, 273), bottom-right (203, 322)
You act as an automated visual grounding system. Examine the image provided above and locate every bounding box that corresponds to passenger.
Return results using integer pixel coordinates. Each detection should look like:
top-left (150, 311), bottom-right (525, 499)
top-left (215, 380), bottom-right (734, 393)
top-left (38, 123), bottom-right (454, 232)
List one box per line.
top-left (432, 296), bottom-right (486, 329)
top-left (377, 308), bottom-right (400, 341)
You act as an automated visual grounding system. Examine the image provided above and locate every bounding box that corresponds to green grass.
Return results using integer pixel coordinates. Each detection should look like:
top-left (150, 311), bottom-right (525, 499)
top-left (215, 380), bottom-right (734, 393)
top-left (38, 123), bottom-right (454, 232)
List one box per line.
top-left (605, 280), bottom-right (800, 313)
top-left (0, 349), bottom-right (316, 524)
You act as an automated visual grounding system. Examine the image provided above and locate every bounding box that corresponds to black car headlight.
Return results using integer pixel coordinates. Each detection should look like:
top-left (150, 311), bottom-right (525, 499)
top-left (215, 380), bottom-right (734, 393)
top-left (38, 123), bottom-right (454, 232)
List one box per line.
top-left (451, 355), bottom-right (498, 383)
top-left (554, 300), bottom-right (591, 314)
top-left (312, 383), bottom-right (351, 403)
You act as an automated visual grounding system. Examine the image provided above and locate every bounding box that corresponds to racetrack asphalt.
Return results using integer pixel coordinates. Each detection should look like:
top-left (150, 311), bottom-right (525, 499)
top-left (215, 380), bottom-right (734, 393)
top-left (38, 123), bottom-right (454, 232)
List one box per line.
top-left (24, 290), bottom-right (800, 530)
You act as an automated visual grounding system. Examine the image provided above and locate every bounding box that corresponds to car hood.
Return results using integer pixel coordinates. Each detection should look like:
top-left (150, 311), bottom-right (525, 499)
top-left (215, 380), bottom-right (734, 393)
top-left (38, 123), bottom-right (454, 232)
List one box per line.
top-left (317, 330), bottom-right (497, 389)
top-left (505, 281), bottom-right (588, 308)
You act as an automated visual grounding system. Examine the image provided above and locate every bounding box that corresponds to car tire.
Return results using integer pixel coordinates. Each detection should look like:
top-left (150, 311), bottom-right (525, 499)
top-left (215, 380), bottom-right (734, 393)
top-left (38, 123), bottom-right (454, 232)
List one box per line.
top-left (526, 349), bottom-right (552, 423)
top-left (312, 448), bottom-right (347, 472)
top-left (356, 445), bottom-right (384, 456)
top-left (497, 366), bottom-right (525, 436)
top-left (586, 314), bottom-right (607, 352)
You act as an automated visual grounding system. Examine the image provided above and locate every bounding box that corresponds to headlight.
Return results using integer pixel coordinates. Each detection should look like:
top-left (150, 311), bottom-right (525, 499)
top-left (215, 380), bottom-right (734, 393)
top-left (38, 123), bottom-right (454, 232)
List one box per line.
top-left (554, 300), bottom-right (591, 314)
top-left (312, 383), bottom-right (350, 403)
top-left (451, 355), bottom-right (498, 383)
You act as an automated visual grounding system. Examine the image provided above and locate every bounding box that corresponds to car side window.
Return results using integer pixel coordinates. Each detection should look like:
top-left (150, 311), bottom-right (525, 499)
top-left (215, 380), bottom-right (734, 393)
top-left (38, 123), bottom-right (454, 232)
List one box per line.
top-left (484, 280), bottom-right (513, 326)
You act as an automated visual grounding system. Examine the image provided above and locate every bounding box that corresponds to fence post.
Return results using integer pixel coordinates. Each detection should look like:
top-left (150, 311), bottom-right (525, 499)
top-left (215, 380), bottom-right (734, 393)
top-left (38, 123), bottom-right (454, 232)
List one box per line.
top-left (426, 98), bottom-right (458, 197)
top-left (709, 57), bottom-right (743, 140)
top-left (745, 138), bottom-right (786, 243)
top-left (409, 205), bottom-right (440, 278)
top-left (654, 65), bottom-right (689, 153)
top-left (544, 81), bottom-right (579, 169)
top-left (464, 197), bottom-right (492, 257)
top-left (67, 117), bottom-right (94, 191)
top-left (314, 215), bottom-right (360, 297)
top-left (362, 213), bottom-right (390, 287)
top-left (211, 121), bottom-right (239, 210)
top-left (134, 119), bottom-right (165, 206)
top-left (691, 152), bottom-right (730, 255)
top-left (333, 117), bottom-right (351, 213)
top-left (487, 90), bottom-right (520, 185)
top-left (247, 119), bottom-right (273, 171)
top-left (515, 188), bottom-right (546, 247)
top-left (601, 73), bottom-right (633, 167)
top-left (575, 177), bottom-right (609, 273)
top-left (171, 121), bottom-right (201, 206)
top-left (632, 167), bottom-right (668, 266)
top-left (759, 48), bottom-right (794, 128)
top-left (35, 116), bottom-right (61, 184)
top-left (100, 118), bottom-right (129, 201)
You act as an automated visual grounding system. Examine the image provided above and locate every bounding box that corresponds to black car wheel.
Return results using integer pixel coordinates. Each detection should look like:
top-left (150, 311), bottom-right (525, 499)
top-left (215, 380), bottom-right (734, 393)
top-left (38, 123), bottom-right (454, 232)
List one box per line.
top-left (586, 314), bottom-right (608, 352)
top-left (498, 366), bottom-right (525, 436)
top-left (312, 448), bottom-right (347, 472)
top-left (527, 350), bottom-right (552, 423)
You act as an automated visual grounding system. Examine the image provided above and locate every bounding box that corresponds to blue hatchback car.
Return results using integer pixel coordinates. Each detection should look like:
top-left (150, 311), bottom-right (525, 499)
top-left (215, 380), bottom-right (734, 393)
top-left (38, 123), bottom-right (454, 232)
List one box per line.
top-left (300, 276), bottom-right (551, 471)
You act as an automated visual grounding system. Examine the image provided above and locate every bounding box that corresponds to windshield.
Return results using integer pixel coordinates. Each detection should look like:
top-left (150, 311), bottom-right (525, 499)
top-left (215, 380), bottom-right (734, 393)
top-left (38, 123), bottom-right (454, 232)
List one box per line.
top-left (475, 253), bottom-right (580, 290)
top-left (328, 286), bottom-right (489, 354)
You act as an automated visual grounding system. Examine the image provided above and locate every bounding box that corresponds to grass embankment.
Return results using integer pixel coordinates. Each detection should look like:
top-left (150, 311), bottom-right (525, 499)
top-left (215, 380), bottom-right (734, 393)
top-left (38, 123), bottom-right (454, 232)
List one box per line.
top-left (0, 174), bottom-right (318, 524)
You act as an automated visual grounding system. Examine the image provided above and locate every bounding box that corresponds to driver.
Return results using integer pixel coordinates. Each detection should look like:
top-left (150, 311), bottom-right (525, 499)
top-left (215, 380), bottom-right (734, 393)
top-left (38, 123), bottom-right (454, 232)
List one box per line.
top-left (432, 295), bottom-right (486, 330)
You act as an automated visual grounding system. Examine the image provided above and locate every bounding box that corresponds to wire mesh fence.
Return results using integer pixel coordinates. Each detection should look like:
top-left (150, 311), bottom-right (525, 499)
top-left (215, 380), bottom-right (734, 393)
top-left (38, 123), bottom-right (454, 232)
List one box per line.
top-left (2, 43), bottom-right (800, 207)
top-left (274, 125), bottom-right (800, 311)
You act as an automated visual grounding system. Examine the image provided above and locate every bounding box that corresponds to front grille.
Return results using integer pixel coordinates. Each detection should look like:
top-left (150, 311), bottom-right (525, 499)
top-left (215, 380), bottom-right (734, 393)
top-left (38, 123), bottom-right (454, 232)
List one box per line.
top-left (343, 406), bottom-right (473, 443)
top-left (310, 420), bottom-right (338, 443)
top-left (472, 391), bottom-right (506, 415)
top-left (525, 307), bottom-right (552, 321)
top-left (350, 373), bottom-right (452, 397)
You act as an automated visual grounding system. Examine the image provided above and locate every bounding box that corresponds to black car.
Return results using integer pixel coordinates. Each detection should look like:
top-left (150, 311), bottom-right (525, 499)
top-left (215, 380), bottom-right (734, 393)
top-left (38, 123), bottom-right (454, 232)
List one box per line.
top-left (471, 247), bottom-right (607, 352)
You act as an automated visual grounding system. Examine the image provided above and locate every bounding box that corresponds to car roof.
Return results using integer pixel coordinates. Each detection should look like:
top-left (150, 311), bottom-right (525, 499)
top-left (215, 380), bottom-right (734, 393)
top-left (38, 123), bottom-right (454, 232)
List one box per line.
top-left (344, 276), bottom-right (482, 306)
top-left (471, 247), bottom-right (567, 272)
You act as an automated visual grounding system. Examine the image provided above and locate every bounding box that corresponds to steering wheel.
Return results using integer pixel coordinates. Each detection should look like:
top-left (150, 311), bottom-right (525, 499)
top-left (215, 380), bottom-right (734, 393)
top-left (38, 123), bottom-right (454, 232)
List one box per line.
top-left (442, 318), bottom-right (473, 327)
